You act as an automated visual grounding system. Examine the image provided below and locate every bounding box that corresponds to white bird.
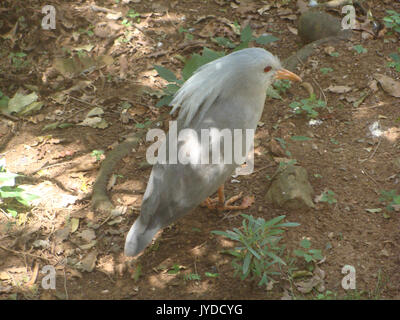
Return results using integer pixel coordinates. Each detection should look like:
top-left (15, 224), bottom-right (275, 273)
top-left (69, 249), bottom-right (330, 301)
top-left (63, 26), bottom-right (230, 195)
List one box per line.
top-left (125, 48), bottom-right (301, 257)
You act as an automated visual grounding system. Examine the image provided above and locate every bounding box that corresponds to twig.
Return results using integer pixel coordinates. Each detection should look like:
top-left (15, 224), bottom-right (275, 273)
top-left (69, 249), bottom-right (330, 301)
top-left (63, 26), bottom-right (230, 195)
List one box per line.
top-left (369, 138), bottom-right (381, 160)
top-left (296, 56), bottom-right (327, 103)
top-left (0, 245), bottom-right (51, 262)
top-left (67, 95), bottom-right (101, 109)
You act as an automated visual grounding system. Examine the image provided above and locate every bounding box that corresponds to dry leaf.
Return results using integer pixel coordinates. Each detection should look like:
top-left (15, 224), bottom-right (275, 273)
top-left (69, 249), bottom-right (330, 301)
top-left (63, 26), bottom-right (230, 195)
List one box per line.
top-left (374, 73), bottom-right (400, 98)
top-left (288, 26), bottom-right (298, 35)
top-left (327, 85), bottom-right (352, 93)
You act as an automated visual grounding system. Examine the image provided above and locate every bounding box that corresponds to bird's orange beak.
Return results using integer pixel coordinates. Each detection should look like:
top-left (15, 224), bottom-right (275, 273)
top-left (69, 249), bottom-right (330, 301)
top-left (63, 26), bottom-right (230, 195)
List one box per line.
top-left (275, 69), bottom-right (302, 82)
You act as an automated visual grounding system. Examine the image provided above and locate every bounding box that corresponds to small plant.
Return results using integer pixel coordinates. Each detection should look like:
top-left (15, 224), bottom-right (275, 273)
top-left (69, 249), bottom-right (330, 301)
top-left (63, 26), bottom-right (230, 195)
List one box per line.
top-left (0, 90), bottom-right (9, 110)
top-left (316, 290), bottom-right (337, 300)
top-left (179, 27), bottom-right (194, 41)
top-left (273, 79), bottom-right (291, 94)
top-left (78, 26), bottom-right (94, 37)
top-left (353, 45), bottom-right (367, 54)
top-left (127, 9), bottom-right (140, 23)
top-left (275, 137), bottom-right (292, 157)
top-left (212, 214), bottom-right (299, 287)
top-left (183, 273), bottom-right (201, 281)
top-left (319, 190), bottom-right (337, 204)
top-left (329, 52), bottom-right (340, 57)
top-left (388, 49), bottom-right (400, 72)
top-left (0, 160), bottom-right (39, 215)
top-left (379, 189), bottom-right (400, 211)
top-left (293, 239), bottom-right (323, 264)
top-left (167, 264), bottom-right (182, 275)
top-left (90, 150), bottom-right (104, 161)
top-left (383, 10), bottom-right (400, 34)
top-left (205, 272), bottom-right (219, 278)
top-left (289, 94), bottom-right (327, 118)
top-left (320, 67), bottom-right (333, 74)
top-left (135, 119), bottom-right (153, 129)
top-left (9, 52), bottom-right (28, 69)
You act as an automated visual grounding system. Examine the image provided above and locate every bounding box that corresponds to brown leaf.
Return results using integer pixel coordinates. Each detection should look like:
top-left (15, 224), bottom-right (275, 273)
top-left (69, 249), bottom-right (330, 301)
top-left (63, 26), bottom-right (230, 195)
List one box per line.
top-left (327, 85), bottom-right (352, 93)
top-left (199, 21), bottom-right (218, 38)
top-left (374, 73), bottom-right (400, 97)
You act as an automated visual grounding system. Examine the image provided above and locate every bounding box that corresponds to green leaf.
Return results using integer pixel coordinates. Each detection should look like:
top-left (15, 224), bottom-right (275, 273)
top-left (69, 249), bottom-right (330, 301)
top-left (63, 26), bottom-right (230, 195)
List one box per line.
top-left (353, 45), bottom-right (367, 54)
top-left (0, 172), bottom-right (20, 182)
top-left (205, 272), bottom-right (219, 278)
top-left (8, 92), bottom-right (38, 114)
top-left (242, 251), bottom-right (252, 275)
top-left (291, 136), bottom-right (311, 141)
top-left (182, 53), bottom-right (202, 80)
top-left (266, 86), bottom-right (282, 100)
top-left (240, 25), bottom-right (253, 43)
top-left (255, 35), bottom-right (279, 45)
top-left (213, 37), bottom-right (236, 48)
top-left (154, 65), bottom-right (178, 83)
top-left (201, 47), bottom-right (225, 63)
top-left (300, 239), bottom-right (311, 249)
top-left (389, 53), bottom-right (400, 62)
top-left (155, 95), bottom-right (173, 108)
top-left (265, 215), bottom-right (286, 227)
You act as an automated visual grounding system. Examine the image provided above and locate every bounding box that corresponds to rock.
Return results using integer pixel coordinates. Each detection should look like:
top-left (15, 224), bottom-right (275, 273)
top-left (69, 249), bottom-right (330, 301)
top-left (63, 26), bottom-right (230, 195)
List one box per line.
top-left (265, 165), bottom-right (315, 209)
top-left (298, 10), bottom-right (349, 43)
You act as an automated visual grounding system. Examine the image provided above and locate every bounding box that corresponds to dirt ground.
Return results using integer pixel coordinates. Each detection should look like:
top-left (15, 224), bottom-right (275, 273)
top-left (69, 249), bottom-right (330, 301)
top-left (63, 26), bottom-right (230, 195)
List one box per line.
top-left (0, 0), bottom-right (399, 300)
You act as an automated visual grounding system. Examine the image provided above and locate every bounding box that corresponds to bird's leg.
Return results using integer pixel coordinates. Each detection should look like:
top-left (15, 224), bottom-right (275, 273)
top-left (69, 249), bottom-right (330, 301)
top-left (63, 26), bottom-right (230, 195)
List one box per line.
top-left (201, 185), bottom-right (254, 212)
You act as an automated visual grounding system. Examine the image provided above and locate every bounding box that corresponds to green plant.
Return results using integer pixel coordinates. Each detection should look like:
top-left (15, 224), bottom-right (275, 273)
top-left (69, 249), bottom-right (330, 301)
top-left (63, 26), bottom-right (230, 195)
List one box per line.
top-left (320, 67), bottom-right (333, 74)
top-left (179, 27), bottom-right (194, 41)
top-left (383, 10), bottom-right (400, 34)
top-left (319, 190), bottom-right (337, 204)
top-left (275, 137), bottom-right (292, 157)
top-left (91, 150), bottom-right (104, 161)
top-left (212, 214), bottom-right (299, 287)
top-left (388, 49), bottom-right (400, 72)
top-left (0, 90), bottom-right (9, 109)
top-left (0, 161), bottom-right (39, 213)
top-left (316, 290), bottom-right (337, 300)
top-left (379, 189), bottom-right (400, 211)
top-left (273, 79), bottom-right (291, 94)
top-left (353, 45), bottom-right (367, 54)
top-left (78, 26), bottom-right (94, 37)
top-left (289, 94), bottom-right (327, 118)
top-left (205, 272), bottom-right (219, 278)
top-left (293, 239), bottom-right (323, 264)
top-left (183, 273), bottom-right (201, 281)
top-left (9, 52), bottom-right (28, 69)
top-left (127, 9), bottom-right (140, 23)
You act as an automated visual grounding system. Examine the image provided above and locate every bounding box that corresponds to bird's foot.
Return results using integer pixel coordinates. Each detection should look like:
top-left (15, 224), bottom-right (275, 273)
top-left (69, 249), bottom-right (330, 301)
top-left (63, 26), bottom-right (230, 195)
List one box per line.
top-left (201, 192), bottom-right (255, 212)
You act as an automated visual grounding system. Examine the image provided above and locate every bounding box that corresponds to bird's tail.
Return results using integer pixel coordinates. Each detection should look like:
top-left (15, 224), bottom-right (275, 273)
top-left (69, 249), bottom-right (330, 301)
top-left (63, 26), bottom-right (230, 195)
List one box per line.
top-left (124, 215), bottom-right (159, 257)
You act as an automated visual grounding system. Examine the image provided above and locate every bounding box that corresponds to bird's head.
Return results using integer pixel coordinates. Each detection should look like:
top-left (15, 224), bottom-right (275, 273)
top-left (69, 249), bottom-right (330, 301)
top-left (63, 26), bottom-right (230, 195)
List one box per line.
top-left (227, 48), bottom-right (302, 90)
top-left (170, 48), bottom-right (301, 127)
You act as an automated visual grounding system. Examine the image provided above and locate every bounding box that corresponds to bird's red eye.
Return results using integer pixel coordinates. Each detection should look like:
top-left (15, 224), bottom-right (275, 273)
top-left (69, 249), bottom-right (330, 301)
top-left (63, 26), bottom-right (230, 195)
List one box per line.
top-left (264, 66), bottom-right (272, 72)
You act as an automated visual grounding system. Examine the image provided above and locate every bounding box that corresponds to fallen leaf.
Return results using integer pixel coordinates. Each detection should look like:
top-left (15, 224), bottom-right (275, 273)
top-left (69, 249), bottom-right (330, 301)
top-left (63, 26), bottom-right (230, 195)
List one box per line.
top-left (79, 251), bottom-right (98, 272)
top-left (288, 26), bottom-right (298, 35)
top-left (327, 85), bottom-right (352, 93)
top-left (78, 229), bottom-right (96, 242)
top-left (374, 73), bottom-right (400, 97)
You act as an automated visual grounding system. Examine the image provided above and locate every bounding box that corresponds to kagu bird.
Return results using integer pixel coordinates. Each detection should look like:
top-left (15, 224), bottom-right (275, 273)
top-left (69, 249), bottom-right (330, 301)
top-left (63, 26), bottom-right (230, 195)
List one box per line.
top-left (125, 48), bottom-right (301, 257)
